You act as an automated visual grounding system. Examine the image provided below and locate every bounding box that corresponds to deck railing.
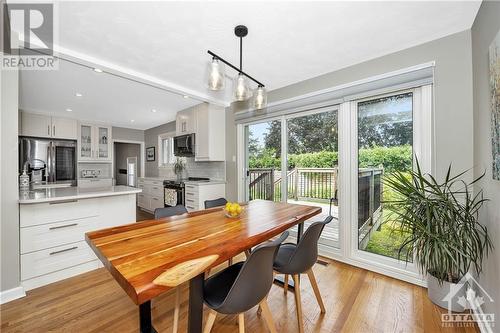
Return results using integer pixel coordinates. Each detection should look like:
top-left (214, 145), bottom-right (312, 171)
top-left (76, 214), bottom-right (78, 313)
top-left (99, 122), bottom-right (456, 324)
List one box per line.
top-left (248, 167), bottom-right (383, 233)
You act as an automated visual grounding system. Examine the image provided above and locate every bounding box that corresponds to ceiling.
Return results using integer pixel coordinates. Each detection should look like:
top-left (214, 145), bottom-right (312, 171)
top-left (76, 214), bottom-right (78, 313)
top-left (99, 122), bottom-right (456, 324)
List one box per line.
top-left (16, 1), bottom-right (481, 130)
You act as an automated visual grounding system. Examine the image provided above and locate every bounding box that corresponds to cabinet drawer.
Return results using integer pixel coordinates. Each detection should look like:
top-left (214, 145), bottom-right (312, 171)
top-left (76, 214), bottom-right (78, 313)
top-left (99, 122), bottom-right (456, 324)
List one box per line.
top-left (21, 241), bottom-right (96, 280)
top-left (137, 193), bottom-right (150, 209)
top-left (20, 200), bottom-right (97, 227)
top-left (184, 196), bottom-right (198, 207)
top-left (150, 195), bottom-right (164, 210)
top-left (138, 183), bottom-right (148, 194)
top-left (149, 185), bottom-right (164, 197)
top-left (184, 184), bottom-right (198, 192)
top-left (185, 203), bottom-right (198, 212)
top-left (21, 216), bottom-right (99, 254)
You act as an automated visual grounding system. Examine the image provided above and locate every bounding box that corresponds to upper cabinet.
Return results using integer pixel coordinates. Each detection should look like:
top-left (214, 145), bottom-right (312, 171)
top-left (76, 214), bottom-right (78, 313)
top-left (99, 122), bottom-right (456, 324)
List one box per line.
top-left (194, 103), bottom-right (225, 162)
top-left (78, 123), bottom-right (112, 162)
top-left (20, 111), bottom-right (77, 140)
top-left (175, 108), bottom-right (196, 136)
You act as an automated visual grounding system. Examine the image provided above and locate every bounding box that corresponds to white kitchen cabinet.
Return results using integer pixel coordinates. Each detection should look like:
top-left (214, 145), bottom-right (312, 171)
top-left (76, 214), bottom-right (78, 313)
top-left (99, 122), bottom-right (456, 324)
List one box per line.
top-left (19, 193), bottom-right (137, 290)
top-left (137, 178), bottom-right (164, 212)
top-left (78, 123), bottom-right (112, 162)
top-left (194, 104), bottom-right (225, 161)
top-left (50, 117), bottom-right (78, 140)
top-left (20, 111), bottom-right (77, 140)
top-left (184, 182), bottom-right (225, 212)
top-left (175, 108), bottom-right (196, 136)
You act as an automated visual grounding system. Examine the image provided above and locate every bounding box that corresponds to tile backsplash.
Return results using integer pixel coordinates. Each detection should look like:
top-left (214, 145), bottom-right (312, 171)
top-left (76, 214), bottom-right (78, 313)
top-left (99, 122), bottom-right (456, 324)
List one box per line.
top-left (78, 163), bottom-right (112, 179)
top-left (157, 159), bottom-right (225, 180)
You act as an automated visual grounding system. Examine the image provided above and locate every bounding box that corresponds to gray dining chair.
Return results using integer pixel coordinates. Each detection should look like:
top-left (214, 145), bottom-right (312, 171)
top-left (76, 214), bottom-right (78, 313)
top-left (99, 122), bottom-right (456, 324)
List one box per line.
top-left (153, 204), bottom-right (188, 333)
top-left (272, 199), bottom-right (335, 333)
top-left (204, 197), bottom-right (228, 209)
top-left (154, 205), bottom-right (188, 219)
top-left (203, 232), bottom-right (289, 333)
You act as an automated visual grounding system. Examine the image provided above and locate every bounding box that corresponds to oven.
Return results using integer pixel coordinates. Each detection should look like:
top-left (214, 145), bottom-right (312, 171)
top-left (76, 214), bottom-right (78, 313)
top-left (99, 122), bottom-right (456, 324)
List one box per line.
top-left (163, 180), bottom-right (185, 207)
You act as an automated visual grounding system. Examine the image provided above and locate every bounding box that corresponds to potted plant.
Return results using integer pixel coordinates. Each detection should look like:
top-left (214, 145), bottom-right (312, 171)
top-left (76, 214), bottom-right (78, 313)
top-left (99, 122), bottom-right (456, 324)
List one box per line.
top-left (173, 157), bottom-right (186, 181)
top-left (383, 160), bottom-right (492, 311)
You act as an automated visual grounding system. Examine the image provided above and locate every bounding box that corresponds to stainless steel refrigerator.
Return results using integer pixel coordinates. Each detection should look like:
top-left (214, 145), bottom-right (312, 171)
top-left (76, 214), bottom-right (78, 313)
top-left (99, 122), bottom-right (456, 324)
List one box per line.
top-left (19, 137), bottom-right (77, 187)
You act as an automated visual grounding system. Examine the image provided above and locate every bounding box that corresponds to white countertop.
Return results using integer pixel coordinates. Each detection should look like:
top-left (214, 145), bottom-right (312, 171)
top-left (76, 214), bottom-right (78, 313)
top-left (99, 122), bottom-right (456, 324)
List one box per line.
top-left (19, 185), bottom-right (142, 204)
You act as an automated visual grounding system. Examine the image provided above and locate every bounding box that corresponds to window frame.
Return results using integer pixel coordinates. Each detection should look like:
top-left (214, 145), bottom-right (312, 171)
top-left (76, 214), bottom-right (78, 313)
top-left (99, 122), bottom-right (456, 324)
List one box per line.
top-left (158, 132), bottom-right (176, 168)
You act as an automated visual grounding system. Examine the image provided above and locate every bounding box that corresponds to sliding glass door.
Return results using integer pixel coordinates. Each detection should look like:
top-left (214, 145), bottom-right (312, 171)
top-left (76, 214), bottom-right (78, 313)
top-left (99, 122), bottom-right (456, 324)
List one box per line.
top-left (244, 107), bottom-right (340, 252)
top-left (240, 85), bottom-right (432, 283)
top-left (356, 92), bottom-right (414, 262)
top-left (286, 108), bottom-right (340, 249)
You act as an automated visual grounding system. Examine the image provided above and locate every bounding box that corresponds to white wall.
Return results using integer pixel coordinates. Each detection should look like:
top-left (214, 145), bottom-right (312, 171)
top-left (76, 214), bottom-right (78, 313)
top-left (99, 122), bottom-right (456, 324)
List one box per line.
top-left (1, 61), bottom-right (20, 293)
top-left (471, 0), bottom-right (500, 322)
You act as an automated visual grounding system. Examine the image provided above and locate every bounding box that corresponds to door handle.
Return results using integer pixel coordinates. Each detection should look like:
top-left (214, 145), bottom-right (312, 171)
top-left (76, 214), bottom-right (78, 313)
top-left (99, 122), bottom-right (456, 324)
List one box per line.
top-left (53, 125), bottom-right (56, 137)
top-left (47, 125), bottom-right (50, 136)
top-left (49, 246), bottom-right (78, 255)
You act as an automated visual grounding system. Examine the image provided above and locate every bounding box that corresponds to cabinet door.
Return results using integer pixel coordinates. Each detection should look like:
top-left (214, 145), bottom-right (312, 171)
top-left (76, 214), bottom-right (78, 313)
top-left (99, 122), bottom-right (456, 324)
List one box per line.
top-left (52, 117), bottom-right (77, 140)
top-left (96, 126), bottom-right (112, 161)
top-left (176, 112), bottom-right (189, 136)
top-left (78, 124), bottom-right (94, 160)
top-left (195, 107), bottom-right (210, 161)
top-left (20, 112), bottom-right (52, 138)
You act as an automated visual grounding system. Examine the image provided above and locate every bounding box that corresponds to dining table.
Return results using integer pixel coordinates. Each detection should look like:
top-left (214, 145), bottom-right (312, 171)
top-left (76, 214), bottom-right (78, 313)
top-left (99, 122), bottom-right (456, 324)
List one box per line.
top-left (85, 199), bottom-right (322, 333)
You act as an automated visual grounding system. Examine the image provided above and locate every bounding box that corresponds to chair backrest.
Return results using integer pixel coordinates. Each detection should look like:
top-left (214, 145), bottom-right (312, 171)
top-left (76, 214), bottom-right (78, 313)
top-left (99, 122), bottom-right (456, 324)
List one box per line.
top-left (154, 205), bottom-right (188, 219)
top-left (216, 232), bottom-right (289, 314)
top-left (284, 215), bottom-right (333, 273)
top-left (204, 197), bottom-right (228, 209)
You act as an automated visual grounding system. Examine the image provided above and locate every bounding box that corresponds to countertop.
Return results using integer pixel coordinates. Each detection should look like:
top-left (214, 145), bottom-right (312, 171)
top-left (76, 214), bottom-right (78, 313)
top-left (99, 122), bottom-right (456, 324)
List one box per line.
top-left (19, 185), bottom-right (142, 204)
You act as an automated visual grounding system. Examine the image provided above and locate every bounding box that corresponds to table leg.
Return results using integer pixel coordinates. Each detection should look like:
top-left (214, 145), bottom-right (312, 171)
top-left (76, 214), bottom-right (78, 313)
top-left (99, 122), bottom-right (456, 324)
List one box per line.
top-left (139, 301), bottom-right (158, 333)
top-left (274, 222), bottom-right (304, 290)
top-left (188, 273), bottom-right (204, 333)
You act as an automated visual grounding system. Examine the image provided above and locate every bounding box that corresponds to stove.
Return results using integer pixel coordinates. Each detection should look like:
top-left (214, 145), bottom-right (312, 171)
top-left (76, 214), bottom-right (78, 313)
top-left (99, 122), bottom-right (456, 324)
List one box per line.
top-left (163, 177), bottom-right (210, 207)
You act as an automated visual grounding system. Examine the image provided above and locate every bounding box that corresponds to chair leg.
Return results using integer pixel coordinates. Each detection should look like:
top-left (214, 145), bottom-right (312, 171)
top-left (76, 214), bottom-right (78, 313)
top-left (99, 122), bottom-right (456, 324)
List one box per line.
top-left (172, 287), bottom-right (181, 333)
top-left (244, 250), bottom-right (251, 259)
top-left (292, 274), bottom-right (304, 333)
top-left (284, 274), bottom-right (289, 295)
top-left (228, 258), bottom-right (233, 266)
top-left (238, 313), bottom-right (245, 333)
top-left (307, 268), bottom-right (326, 313)
top-left (203, 309), bottom-right (217, 333)
top-left (259, 299), bottom-right (277, 333)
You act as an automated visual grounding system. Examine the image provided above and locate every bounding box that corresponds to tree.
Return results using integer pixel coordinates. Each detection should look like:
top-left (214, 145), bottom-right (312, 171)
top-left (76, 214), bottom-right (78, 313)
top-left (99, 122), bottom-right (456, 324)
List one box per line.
top-left (247, 129), bottom-right (260, 157)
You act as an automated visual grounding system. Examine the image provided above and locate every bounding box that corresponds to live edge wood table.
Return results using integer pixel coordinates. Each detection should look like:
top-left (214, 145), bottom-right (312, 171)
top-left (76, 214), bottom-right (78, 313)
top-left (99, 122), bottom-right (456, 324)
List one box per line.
top-left (85, 200), bottom-right (321, 333)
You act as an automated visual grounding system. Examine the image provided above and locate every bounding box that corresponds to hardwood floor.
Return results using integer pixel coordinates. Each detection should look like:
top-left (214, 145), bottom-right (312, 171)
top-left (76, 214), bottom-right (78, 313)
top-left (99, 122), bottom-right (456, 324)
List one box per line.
top-left (0, 258), bottom-right (478, 333)
top-left (136, 207), bottom-right (154, 221)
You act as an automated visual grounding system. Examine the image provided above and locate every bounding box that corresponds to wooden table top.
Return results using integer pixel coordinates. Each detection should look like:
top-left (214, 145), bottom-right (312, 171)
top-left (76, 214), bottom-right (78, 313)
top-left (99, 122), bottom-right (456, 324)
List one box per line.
top-left (85, 200), bottom-right (322, 304)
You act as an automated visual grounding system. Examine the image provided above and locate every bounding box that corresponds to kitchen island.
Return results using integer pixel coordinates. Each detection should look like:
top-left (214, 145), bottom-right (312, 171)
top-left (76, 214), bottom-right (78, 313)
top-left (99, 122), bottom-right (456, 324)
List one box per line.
top-left (18, 185), bottom-right (141, 291)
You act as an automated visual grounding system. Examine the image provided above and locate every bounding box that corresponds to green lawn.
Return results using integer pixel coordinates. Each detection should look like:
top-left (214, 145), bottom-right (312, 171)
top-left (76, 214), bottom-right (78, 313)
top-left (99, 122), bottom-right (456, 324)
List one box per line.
top-left (364, 212), bottom-right (413, 262)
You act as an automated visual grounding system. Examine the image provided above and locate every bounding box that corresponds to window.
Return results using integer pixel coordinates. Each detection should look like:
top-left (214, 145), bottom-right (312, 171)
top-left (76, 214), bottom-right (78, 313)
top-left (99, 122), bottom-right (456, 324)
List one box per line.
top-left (158, 132), bottom-right (175, 167)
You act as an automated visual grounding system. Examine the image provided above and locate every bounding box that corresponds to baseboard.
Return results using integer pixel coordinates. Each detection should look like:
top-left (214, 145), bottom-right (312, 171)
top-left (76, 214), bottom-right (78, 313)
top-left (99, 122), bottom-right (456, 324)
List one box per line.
top-left (0, 286), bottom-right (26, 304)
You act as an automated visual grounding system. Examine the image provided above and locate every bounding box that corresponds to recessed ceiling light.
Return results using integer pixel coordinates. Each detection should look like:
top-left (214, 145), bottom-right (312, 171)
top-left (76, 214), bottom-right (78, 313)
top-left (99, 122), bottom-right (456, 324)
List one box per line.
top-left (75, 93), bottom-right (83, 97)
top-left (183, 95), bottom-right (189, 99)
top-left (93, 68), bottom-right (103, 73)
top-left (130, 119), bottom-right (135, 123)
top-left (151, 109), bottom-right (157, 113)
top-left (66, 108), bottom-right (73, 112)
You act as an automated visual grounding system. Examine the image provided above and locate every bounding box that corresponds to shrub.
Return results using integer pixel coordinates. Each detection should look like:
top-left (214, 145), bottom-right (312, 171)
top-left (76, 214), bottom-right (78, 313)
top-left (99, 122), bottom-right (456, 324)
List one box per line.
top-left (249, 145), bottom-right (412, 172)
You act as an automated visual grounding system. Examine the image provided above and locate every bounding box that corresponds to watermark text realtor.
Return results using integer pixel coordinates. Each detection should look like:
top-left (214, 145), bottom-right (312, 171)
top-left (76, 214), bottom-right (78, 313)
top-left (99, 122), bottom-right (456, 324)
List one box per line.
top-left (2, 2), bottom-right (58, 70)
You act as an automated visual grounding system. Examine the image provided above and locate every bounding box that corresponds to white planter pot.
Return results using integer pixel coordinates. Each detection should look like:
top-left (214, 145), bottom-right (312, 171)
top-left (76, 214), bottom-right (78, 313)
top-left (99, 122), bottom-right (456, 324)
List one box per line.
top-left (427, 274), bottom-right (466, 312)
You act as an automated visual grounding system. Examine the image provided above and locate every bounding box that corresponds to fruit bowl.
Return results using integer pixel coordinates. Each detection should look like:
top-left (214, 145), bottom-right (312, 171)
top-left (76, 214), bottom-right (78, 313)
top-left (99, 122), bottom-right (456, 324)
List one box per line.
top-left (223, 202), bottom-right (243, 218)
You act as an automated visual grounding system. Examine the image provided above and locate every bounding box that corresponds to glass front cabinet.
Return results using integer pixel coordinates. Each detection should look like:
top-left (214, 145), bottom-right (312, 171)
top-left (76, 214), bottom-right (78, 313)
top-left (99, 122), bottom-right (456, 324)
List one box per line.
top-left (78, 123), bottom-right (112, 162)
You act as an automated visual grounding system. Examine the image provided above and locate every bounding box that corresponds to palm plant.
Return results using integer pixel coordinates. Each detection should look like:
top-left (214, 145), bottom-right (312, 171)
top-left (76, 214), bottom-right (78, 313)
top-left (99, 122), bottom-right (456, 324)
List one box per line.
top-left (383, 159), bottom-right (492, 284)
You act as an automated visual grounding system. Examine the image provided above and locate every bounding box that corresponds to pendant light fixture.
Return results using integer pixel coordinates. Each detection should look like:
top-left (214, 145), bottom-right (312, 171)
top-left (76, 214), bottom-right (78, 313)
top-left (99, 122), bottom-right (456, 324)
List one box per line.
top-left (207, 58), bottom-right (225, 91)
top-left (207, 25), bottom-right (267, 109)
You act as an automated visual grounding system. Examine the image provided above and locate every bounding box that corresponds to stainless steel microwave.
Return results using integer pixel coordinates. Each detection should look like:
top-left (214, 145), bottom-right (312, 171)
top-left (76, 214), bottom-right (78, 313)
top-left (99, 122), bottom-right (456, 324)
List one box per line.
top-left (173, 133), bottom-right (195, 157)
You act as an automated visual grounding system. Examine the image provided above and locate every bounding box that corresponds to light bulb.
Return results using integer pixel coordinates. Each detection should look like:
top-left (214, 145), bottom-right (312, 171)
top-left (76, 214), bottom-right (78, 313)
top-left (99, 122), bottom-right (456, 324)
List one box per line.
top-left (207, 58), bottom-right (225, 91)
top-left (233, 73), bottom-right (252, 101)
top-left (253, 86), bottom-right (267, 110)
